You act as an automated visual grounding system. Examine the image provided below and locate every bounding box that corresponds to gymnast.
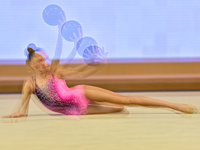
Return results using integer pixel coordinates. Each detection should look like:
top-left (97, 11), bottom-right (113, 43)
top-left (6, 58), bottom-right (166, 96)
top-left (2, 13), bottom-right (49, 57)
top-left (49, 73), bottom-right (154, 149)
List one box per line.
top-left (3, 18), bottom-right (197, 119)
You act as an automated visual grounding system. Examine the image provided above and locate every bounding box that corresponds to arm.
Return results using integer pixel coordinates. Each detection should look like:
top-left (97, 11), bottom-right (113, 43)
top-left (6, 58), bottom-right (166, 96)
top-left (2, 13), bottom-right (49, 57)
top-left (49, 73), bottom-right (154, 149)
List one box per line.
top-left (76, 64), bottom-right (104, 78)
top-left (3, 79), bottom-right (32, 118)
top-left (50, 14), bottom-right (66, 73)
top-left (62, 42), bottom-right (76, 65)
top-left (70, 46), bottom-right (108, 78)
top-left (62, 29), bottom-right (83, 65)
top-left (56, 63), bottom-right (103, 79)
top-left (57, 46), bottom-right (108, 78)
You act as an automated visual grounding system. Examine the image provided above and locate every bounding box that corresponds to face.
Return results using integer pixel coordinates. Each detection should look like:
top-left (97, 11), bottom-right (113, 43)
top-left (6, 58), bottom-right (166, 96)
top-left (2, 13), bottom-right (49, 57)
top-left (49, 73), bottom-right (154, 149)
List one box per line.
top-left (37, 50), bottom-right (50, 65)
top-left (37, 50), bottom-right (51, 71)
top-left (30, 53), bottom-right (49, 75)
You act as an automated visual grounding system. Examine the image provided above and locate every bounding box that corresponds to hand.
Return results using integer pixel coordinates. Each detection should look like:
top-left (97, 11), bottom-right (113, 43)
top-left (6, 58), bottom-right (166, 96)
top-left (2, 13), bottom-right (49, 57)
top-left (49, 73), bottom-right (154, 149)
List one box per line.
top-left (58, 12), bottom-right (66, 29)
top-left (3, 113), bottom-right (28, 123)
top-left (96, 47), bottom-right (108, 64)
top-left (83, 45), bottom-right (108, 65)
top-left (3, 117), bottom-right (25, 123)
top-left (69, 28), bottom-right (83, 44)
top-left (3, 112), bottom-right (23, 118)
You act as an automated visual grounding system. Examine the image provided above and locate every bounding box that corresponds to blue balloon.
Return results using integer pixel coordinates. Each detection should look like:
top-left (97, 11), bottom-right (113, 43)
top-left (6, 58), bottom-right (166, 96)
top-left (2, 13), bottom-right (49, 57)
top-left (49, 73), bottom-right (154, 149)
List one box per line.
top-left (61, 20), bottom-right (82, 42)
top-left (42, 4), bottom-right (65, 26)
top-left (76, 37), bottom-right (97, 56)
top-left (83, 45), bottom-right (102, 64)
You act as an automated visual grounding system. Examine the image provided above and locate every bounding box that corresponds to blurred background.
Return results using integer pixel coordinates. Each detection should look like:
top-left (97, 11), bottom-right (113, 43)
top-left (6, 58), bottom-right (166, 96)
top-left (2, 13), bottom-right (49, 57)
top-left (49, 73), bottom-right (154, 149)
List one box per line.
top-left (1, 0), bottom-right (200, 92)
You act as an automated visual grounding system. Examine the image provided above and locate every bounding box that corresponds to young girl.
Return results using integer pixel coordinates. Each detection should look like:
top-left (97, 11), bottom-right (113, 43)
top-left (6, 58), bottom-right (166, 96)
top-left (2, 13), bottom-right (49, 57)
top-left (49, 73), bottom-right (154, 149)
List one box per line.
top-left (3, 15), bottom-right (197, 118)
top-left (3, 46), bottom-right (197, 118)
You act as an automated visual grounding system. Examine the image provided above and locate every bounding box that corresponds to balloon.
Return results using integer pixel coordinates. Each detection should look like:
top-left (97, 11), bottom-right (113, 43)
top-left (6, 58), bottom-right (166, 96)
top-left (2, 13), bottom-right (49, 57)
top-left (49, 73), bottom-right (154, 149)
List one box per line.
top-left (83, 45), bottom-right (102, 64)
top-left (76, 37), bottom-right (97, 56)
top-left (61, 20), bottom-right (82, 42)
top-left (42, 4), bottom-right (65, 26)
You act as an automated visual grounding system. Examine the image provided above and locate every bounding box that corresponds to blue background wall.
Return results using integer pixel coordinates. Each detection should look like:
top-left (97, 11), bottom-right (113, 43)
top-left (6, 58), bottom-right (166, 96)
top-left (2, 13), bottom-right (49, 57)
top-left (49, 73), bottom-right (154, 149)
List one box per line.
top-left (1, 0), bottom-right (200, 63)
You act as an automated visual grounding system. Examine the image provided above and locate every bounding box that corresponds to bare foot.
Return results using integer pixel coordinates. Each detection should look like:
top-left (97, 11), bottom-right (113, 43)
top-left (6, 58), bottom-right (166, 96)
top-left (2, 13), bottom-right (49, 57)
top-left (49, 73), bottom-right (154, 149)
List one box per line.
top-left (178, 104), bottom-right (197, 114)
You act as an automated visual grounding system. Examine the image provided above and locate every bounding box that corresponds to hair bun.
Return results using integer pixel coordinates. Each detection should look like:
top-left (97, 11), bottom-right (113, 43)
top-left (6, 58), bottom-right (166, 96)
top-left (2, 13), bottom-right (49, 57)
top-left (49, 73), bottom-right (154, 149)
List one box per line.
top-left (27, 47), bottom-right (35, 53)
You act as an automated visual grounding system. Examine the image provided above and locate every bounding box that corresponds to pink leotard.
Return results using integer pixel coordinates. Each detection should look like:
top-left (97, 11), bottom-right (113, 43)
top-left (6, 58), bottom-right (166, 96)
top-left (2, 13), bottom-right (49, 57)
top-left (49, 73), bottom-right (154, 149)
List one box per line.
top-left (34, 75), bottom-right (91, 115)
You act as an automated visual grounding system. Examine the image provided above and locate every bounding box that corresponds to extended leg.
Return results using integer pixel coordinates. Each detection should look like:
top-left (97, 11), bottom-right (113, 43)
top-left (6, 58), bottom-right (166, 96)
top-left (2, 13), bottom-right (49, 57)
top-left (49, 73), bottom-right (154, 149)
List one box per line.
top-left (84, 85), bottom-right (196, 114)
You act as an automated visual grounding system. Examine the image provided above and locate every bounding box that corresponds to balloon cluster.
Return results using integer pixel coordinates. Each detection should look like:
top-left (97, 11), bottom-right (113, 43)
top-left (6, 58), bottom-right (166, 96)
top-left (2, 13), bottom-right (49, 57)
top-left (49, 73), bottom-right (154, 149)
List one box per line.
top-left (42, 4), bottom-right (103, 64)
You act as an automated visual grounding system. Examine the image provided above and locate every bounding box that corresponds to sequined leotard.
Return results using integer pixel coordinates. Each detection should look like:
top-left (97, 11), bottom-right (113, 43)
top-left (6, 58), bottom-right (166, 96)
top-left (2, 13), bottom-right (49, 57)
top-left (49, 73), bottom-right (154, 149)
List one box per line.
top-left (34, 75), bottom-right (91, 115)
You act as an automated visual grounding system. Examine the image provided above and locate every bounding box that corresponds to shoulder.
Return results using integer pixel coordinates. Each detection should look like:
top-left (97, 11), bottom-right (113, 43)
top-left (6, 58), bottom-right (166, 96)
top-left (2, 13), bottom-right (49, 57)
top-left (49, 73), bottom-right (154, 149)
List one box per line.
top-left (25, 77), bottom-right (34, 84)
top-left (49, 59), bottom-right (60, 73)
top-left (53, 66), bottom-right (65, 79)
top-left (22, 77), bottom-right (34, 93)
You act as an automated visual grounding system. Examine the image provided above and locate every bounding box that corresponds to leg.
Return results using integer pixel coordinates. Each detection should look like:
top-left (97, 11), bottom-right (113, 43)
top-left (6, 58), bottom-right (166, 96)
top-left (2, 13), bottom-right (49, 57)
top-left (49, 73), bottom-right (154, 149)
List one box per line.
top-left (84, 101), bottom-right (125, 115)
top-left (84, 85), bottom-right (196, 114)
top-left (84, 85), bottom-right (125, 98)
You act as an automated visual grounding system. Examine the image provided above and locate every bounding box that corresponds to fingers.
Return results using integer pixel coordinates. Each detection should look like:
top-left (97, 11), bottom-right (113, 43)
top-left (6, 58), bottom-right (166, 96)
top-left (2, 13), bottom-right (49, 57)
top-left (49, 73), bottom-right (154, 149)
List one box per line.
top-left (2, 115), bottom-right (15, 118)
top-left (59, 20), bottom-right (64, 25)
top-left (69, 32), bottom-right (80, 42)
top-left (98, 48), bottom-right (104, 56)
top-left (101, 47), bottom-right (108, 55)
top-left (73, 32), bottom-right (78, 41)
top-left (62, 13), bottom-right (66, 22)
top-left (69, 37), bottom-right (74, 41)
top-left (60, 13), bottom-right (66, 23)
top-left (2, 114), bottom-right (22, 118)
top-left (101, 47), bottom-right (109, 58)
top-left (83, 45), bottom-right (108, 64)
top-left (58, 20), bottom-right (63, 24)
top-left (84, 46), bottom-right (104, 58)
top-left (83, 53), bottom-right (90, 58)
top-left (90, 45), bottom-right (99, 56)
top-left (95, 45), bottom-right (100, 54)
top-left (4, 118), bottom-right (21, 123)
top-left (78, 28), bottom-right (83, 37)
top-left (58, 13), bottom-right (66, 28)
top-left (86, 47), bottom-right (93, 56)
top-left (92, 44), bottom-right (99, 55)
top-left (92, 45), bottom-right (95, 54)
